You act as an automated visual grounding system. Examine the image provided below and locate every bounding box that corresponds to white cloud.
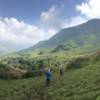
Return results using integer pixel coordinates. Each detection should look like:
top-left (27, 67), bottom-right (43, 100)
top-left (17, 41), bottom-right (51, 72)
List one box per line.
top-left (40, 5), bottom-right (87, 34)
top-left (40, 5), bottom-right (64, 31)
top-left (76, 0), bottom-right (100, 19)
top-left (0, 4), bottom-right (90, 51)
top-left (64, 16), bottom-right (86, 28)
top-left (0, 17), bottom-right (45, 49)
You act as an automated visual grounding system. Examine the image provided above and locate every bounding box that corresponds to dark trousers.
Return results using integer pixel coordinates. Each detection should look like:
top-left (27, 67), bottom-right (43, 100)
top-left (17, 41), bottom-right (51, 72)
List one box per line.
top-left (45, 79), bottom-right (50, 86)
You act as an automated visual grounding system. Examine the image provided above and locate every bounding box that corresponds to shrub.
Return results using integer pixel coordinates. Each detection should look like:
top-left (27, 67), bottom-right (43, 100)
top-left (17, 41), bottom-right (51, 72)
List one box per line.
top-left (67, 56), bottom-right (90, 69)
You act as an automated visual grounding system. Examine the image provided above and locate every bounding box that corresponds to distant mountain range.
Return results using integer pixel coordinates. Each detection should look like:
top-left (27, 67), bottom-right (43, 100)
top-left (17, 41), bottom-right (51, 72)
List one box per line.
top-left (0, 45), bottom-right (15, 56)
top-left (26, 19), bottom-right (100, 53)
top-left (1, 19), bottom-right (100, 56)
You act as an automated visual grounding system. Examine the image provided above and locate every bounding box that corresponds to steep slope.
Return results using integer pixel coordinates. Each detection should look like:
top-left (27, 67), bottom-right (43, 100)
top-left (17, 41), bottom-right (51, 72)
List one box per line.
top-left (32, 19), bottom-right (100, 50)
top-left (0, 50), bottom-right (100, 100)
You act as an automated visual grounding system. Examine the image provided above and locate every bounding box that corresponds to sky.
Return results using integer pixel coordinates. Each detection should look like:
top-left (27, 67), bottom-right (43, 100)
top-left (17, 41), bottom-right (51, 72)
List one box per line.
top-left (0, 0), bottom-right (100, 50)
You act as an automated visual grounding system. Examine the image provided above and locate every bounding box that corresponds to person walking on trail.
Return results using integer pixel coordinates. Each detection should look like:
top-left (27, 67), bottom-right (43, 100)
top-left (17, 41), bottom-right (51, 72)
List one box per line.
top-left (58, 65), bottom-right (64, 76)
top-left (59, 67), bottom-right (63, 76)
top-left (45, 68), bottom-right (52, 86)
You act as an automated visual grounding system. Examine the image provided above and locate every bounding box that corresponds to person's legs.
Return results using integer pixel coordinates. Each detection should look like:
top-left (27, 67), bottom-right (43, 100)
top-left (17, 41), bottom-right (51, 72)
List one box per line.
top-left (45, 79), bottom-right (50, 86)
top-left (60, 69), bottom-right (63, 76)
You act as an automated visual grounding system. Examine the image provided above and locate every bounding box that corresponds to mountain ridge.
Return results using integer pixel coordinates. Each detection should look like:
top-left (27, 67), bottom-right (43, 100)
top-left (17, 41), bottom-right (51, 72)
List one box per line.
top-left (26, 19), bottom-right (100, 53)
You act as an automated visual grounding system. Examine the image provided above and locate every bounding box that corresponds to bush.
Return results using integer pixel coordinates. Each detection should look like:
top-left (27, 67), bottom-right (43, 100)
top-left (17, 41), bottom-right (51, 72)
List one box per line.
top-left (67, 56), bottom-right (90, 69)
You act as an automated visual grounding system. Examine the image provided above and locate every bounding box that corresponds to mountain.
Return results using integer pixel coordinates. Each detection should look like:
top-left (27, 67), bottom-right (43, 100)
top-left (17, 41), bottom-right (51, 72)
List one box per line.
top-left (1, 19), bottom-right (100, 55)
top-left (28, 19), bottom-right (100, 52)
top-left (0, 45), bottom-right (14, 56)
top-left (0, 19), bottom-right (100, 100)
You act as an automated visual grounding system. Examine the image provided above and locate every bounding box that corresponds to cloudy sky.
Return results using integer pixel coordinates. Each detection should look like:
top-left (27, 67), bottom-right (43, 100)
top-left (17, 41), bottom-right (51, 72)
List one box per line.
top-left (0, 0), bottom-right (100, 50)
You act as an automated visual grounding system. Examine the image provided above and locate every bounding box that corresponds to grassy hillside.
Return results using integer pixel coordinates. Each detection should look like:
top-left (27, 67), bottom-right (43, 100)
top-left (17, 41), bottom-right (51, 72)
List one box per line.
top-left (25, 19), bottom-right (100, 54)
top-left (0, 19), bottom-right (100, 100)
top-left (0, 50), bottom-right (100, 100)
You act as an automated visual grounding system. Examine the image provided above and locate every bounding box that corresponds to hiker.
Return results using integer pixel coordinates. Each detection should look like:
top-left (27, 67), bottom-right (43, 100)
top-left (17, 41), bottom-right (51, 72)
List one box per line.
top-left (59, 67), bottom-right (63, 76)
top-left (45, 68), bottom-right (52, 86)
top-left (58, 65), bottom-right (64, 76)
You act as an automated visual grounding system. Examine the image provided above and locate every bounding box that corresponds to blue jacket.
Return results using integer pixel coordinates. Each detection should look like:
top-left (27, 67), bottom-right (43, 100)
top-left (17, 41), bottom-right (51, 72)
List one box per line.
top-left (46, 71), bottom-right (52, 80)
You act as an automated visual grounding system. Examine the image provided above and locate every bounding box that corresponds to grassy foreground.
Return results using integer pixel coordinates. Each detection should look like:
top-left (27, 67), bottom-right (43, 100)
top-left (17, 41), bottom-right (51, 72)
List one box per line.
top-left (0, 58), bottom-right (100, 100)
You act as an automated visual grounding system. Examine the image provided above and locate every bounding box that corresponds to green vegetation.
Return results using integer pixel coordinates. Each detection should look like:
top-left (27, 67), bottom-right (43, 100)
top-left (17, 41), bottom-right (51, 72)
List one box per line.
top-left (0, 19), bottom-right (100, 99)
top-left (0, 50), bottom-right (100, 100)
top-left (29, 19), bottom-right (100, 51)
